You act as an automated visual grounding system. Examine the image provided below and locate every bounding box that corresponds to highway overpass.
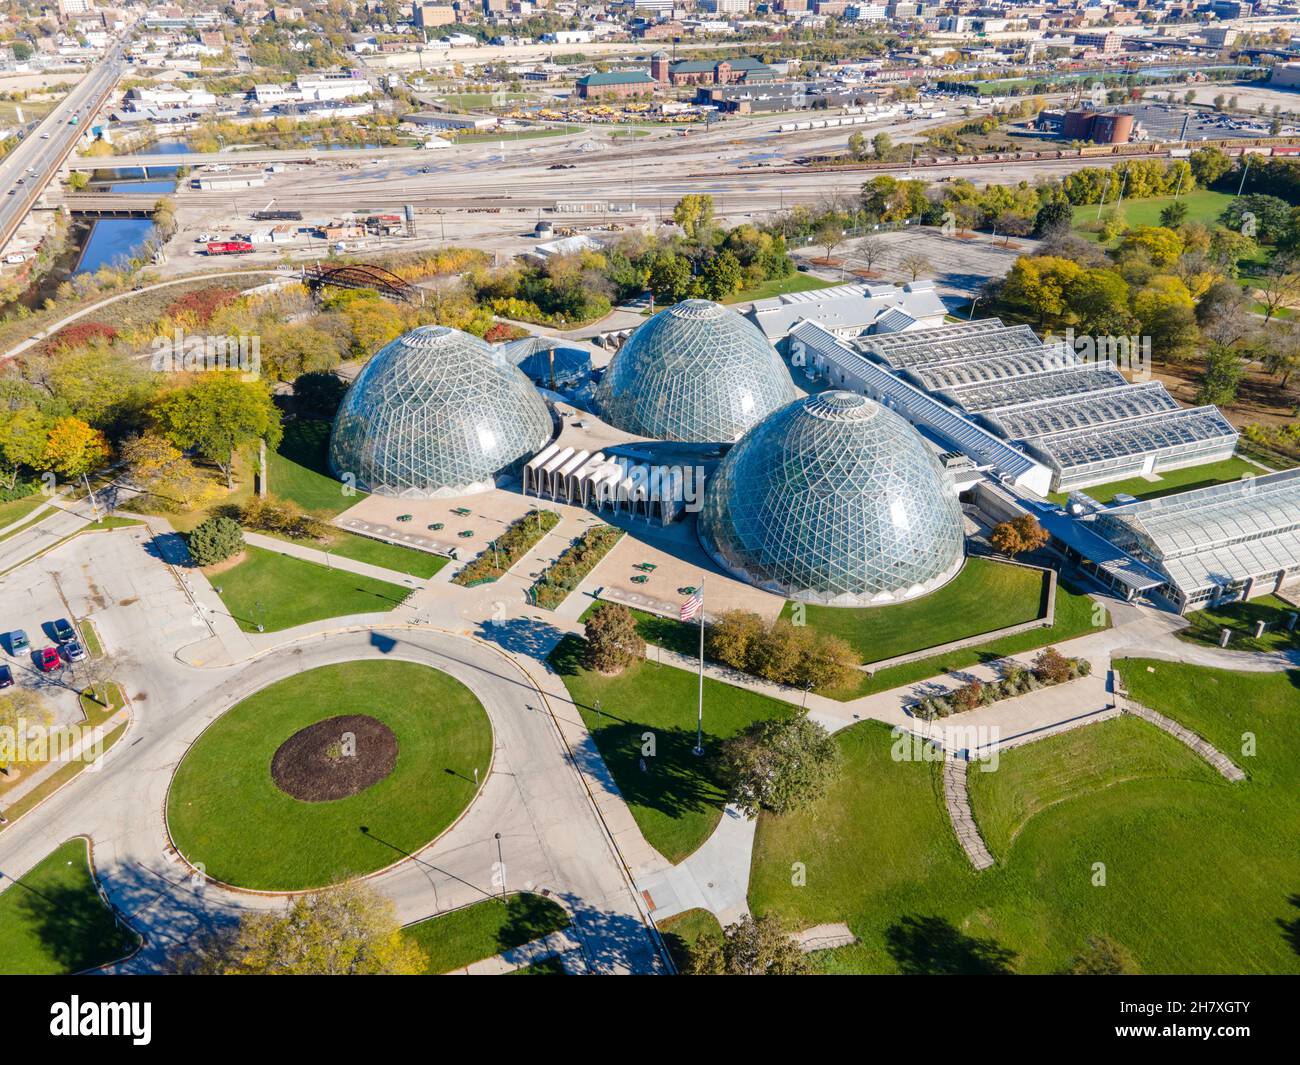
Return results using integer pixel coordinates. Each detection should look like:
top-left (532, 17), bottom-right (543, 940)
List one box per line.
top-left (0, 40), bottom-right (128, 254)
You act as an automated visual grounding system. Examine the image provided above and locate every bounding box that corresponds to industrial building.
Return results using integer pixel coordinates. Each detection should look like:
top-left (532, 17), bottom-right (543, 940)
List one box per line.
top-left (748, 279), bottom-right (948, 346)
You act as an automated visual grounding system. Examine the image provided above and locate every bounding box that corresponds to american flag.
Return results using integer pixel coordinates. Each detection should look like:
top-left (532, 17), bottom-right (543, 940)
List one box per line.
top-left (680, 588), bottom-right (703, 622)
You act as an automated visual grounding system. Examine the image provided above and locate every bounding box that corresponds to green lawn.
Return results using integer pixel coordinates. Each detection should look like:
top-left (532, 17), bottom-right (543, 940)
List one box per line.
top-left (270, 419), bottom-right (361, 517)
top-left (1075, 190), bottom-right (1236, 245)
top-left (725, 272), bottom-right (838, 305)
top-left (780, 557), bottom-right (1048, 665)
top-left (967, 714), bottom-right (1215, 859)
top-left (211, 545), bottom-right (412, 632)
top-left (318, 531), bottom-right (448, 580)
top-left (748, 662), bottom-right (1300, 974)
top-left (549, 634), bottom-right (793, 863)
top-left (1178, 593), bottom-right (1299, 654)
top-left (0, 838), bottom-right (138, 975)
top-left (1049, 456), bottom-right (1266, 505)
top-left (167, 661), bottom-right (493, 891)
top-left (453, 125), bottom-right (581, 143)
top-left (0, 493), bottom-right (45, 529)
top-left (658, 907), bottom-right (723, 973)
top-left (403, 893), bottom-right (570, 974)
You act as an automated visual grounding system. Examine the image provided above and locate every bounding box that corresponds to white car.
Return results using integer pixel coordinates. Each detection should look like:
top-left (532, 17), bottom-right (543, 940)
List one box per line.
top-left (196, 233), bottom-right (211, 243)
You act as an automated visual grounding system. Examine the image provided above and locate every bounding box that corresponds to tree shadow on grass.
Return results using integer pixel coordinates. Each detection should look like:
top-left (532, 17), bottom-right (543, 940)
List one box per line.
top-left (581, 721), bottom-right (726, 824)
top-left (6, 862), bottom-right (141, 974)
top-left (495, 892), bottom-right (571, 954)
top-left (884, 914), bottom-right (1017, 975)
top-left (1278, 893), bottom-right (1300, 958)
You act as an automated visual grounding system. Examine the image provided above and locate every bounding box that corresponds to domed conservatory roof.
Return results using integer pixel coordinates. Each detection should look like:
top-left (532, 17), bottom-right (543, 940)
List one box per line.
top-left (698, 391), bottom-right (965, 606)
top-left (329, 325), bottom-right (553, 498)
top-left (597, 299), bottom-right (797, 443)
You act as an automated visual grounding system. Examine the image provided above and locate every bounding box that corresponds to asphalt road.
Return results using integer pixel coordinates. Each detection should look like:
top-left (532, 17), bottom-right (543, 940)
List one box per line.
top-left (0, 39), bottom-right (127, 253)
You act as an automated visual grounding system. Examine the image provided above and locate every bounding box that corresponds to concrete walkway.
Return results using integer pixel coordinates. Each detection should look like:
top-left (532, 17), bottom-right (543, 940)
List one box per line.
top-left (943, 758), bottom-right (995, 871)
top-left (241, 530), bottom-right (429, 589)
top-left (456, 929), bottom-right (585, 975)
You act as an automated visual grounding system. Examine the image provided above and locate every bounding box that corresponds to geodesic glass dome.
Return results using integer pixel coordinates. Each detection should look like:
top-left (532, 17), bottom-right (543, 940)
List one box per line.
top-left (698, 391), bottom-right (965, 606)
top-left (329, 325), bottom-right (554, 498)
top-left (597, 299), bottom-right (797, 442)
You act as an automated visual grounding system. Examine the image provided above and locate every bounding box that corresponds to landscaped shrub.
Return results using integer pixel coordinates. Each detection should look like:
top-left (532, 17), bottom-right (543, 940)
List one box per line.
top-left (452, 509), bottom-right (561, 586)
top-left (582, 603), bottom-right (644, 674)
top-left (164, 286), bottom-right (238, 326)
top-left (530, 524), bottom-right (623, 609)
top-left (42, 321), bottom-right (117, 354)
top-left (705, 609), bottom-right (858, 691)
top-left (188, 516), bottom-right (244, 566)
top-left (911, 647), bottom-right (1091, 721)
top-left (239, 496), bottom-right (329, 541)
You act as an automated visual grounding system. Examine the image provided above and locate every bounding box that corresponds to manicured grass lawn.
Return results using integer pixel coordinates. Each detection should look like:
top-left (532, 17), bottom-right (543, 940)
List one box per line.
top-left (658, 907), bottom-right (723, 972)
top-left (1048, 456), bottom-right (1266, 505)
top-left (211, 545), bottom-right (412, 632)
top-left (270, 419), bottom-right (362, 518)
top-left (0, 838), bottom-right (138, 975)
top-left (724, 272), bottom-right (838, 305)
top-left (319, 531), bottom-right (448, 580)
top-left (749, 662), bottom-right (1300, 974)
top-left (967, 714), bottom-right (1214, 859)
top-left (0, 494), bottom-right (45, 529)
top-left (78, 617), bottom-right (104, 658)
top-left (167, 661), bottom-right (493, 891)
top-left (1075, 190), bottom-right (1235, 245)
top-left (1178, 593), bottom-right (1299, 654)
top-left (549, 634), bottom-right (793, 863)
top-left (779, 557), bottom-right (1048, 665)
top-left (403, 893), bottom-right (569, 973)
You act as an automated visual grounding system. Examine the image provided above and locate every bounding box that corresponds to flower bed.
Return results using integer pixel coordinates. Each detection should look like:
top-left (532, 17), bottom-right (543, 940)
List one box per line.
top-left (530, 524), bottom-right (624, 610)
top-left (451, 509), bottom-right (560, 586)
top-left (911, 647), bottom-right (1091, 721)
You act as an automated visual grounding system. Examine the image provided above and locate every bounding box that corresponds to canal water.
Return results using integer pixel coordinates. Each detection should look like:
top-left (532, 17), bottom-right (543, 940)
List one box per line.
top-left (74, 139), bottom-right (189, 274)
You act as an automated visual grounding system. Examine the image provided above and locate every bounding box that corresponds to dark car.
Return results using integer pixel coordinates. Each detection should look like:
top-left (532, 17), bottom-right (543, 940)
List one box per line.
top-left (0, 664), bottom-right (12, 689)
top-left (36, 647), bottom-right (60, 673)
top-left (9, 630), bottom-right (28, 655)
top-left (52, 618), bottom-right (75, 643)
top-left (62, 640), bottom-right (86, 663)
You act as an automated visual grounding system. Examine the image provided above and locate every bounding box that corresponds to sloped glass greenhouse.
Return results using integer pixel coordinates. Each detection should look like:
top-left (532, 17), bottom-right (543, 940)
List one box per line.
top-left (597, 299), bottom-right (798, 442)
top-left (329, 325), bottom-right (554, 498)
top-left (698, 391), bottom-right (966, 606)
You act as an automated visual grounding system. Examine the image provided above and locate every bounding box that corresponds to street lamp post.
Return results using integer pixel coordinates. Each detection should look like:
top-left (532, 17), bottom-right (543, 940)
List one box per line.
top-left (494, 832), bottom-right (504, 898)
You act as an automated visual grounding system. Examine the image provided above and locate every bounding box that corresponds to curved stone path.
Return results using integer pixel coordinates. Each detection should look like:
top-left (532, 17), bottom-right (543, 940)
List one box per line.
top-left (942, 757), bottom-right (995, 871)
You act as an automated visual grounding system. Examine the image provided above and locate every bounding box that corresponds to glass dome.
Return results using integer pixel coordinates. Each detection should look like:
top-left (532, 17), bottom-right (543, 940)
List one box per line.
top-left (329, 325), bottom-right (554, 498)
top-left (698, 390), bottom-right (965, 606)
top-left (597, 299), bottom-right (798, 442)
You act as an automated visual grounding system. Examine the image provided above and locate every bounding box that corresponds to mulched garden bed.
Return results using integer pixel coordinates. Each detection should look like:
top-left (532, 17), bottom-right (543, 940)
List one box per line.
top-left (270, 714), bottom-right (398, 802)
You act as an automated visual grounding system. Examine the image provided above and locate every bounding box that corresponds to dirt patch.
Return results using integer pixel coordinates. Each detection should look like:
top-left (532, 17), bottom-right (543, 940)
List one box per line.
top-left (270, 714), bottom-right (397, 803)
top-left (200, 550), bottom-right (248, 576)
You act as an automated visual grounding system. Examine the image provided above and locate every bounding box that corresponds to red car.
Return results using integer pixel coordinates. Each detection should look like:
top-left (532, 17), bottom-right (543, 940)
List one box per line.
top-left (36, 646), bottom-right (60, 672)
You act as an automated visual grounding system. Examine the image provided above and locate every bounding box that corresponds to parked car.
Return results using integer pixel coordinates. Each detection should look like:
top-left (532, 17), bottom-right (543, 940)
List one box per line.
top-left (52, 618), bottom-right (75, 643)
top-left (62, 640), bottom-right (86, 663)
top-left (0, 664), bottom-right (12, 689)
top-left (9, 630), bottom-right (28, 655)
top-left (36, 647), bottom-right (60, 672)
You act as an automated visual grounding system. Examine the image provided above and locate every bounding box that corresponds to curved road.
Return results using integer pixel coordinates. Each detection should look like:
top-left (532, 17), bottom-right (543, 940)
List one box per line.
top-left (0, 623), bottom-right (663, 974)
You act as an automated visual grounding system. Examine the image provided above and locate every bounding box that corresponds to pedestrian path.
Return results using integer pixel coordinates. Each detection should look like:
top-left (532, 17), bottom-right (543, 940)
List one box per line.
top-left (1120, 699), bottom-right (1247, 782)
top-left (242, 531), bottom-right (427, 588)
top-left (455, 929), bottom-right (585, 975)
top-left (943, 757), bottom-right (995, 871)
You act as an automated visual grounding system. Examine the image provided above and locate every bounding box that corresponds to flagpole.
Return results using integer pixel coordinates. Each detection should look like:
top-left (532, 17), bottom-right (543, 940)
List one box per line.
top-left (693, 577), bottom-right (704, 757)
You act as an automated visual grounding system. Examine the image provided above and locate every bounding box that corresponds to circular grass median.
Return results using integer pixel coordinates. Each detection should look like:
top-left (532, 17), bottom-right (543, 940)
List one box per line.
top-left (167, 660), bottom-right (493, 891)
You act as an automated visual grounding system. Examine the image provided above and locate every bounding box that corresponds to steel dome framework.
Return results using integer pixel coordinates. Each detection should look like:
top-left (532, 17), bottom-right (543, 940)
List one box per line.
top-left (699, 391), bottom-right (966, 606)
top-left (329, 325), bottom-right (554, 498)
top-left (598, 299), bottom-right (798, 443)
